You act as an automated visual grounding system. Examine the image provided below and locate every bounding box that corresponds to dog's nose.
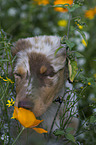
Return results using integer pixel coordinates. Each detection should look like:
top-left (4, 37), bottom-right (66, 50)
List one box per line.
top-left (18, 100), bottom-right (34, 110)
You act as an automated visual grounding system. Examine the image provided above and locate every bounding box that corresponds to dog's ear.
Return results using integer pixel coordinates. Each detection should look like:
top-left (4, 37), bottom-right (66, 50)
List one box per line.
top-left (11, 39), bottom-right (32, 56)
top-left (51, 44), bottom-right (67, 72)
top-left (55, 44), bottom-right (66, 56)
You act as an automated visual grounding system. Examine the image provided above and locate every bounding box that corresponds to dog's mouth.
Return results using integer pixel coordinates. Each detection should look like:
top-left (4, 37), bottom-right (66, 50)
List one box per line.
top-left (18, 100), bottom-right (34, 110)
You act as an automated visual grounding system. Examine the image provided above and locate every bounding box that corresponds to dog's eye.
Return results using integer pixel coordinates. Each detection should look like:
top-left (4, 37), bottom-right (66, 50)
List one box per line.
top-left (44, 70), bottom-right (55, 77)
top-left (14, 73), bottom-right (22, 79)
top-left (40, 65), bottom-right (55, 77)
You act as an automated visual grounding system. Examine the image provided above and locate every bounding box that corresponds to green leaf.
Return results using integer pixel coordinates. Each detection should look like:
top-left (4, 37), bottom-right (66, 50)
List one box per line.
top-left (67, 95), bottom-right (71, 100)
top-left (53, 129), bottom-right (65, 136)
top-left (70, 27), bottom-right (87, 43)
top-left (65, 133), bottom-right (75, 142)
top-left (76, 29), bottom-right (87, 43)
top-left (55, 46), bottom-right (63, 56)
top-left (90, 116), bottom-right (96, 123)
top-left (65, 39), bottom-right (75, 50)
top-left (67, 4), bottom-right (80, 12)
top-left (68, 59), bottom-right (78, 82)
top-left (74, 52), bottom-right (84, 58)
top-left (66, 127), bottom-right (74, 133)
top-left (53, 4), bottom-right (69, 8)
top-left (53, 4), bottom-right (80, 12)
top-left (0, 59), bottom-right (9, 62)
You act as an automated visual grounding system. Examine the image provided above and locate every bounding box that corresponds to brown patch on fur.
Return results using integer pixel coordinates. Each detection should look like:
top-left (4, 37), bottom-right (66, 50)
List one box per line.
top-left (15, 66), bottom-right (26, 76)
top-left (40, 65), bottom-right (47, 74)
top-left (28, 52), bottom-right (55, 77)
top-left (12, 39), bottom-right (32, 56)
top-left (28, 52), bottom-right (55, 87)
top-left (44, 37), bottom-right (53, 46)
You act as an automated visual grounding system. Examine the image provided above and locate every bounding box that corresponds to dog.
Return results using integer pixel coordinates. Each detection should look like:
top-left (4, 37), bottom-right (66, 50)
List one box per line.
top-left (12, 36), bottom-right (78, 144)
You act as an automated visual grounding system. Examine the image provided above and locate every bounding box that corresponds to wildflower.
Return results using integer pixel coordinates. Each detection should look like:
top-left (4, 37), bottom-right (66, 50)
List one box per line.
top-left (0, 76), bottom-right (14, 83)
top-left (58, 19), bottom-right (67, 27)
top-left (82, 39), bottom-right (87, 47)
top-left (6, 98), bottom-right (15, 107)
top-left (85, 7), bottom-right (96, 19)
top-left (54, 0), bottom-right (73, 12)
top-left (75, 22), bottom-right (83, 29)
top-left (93, 73), bottom-right (96, 79)
top-left (81, 86), bottom-right (83, 89)
top-left (77, 24), bottom-right (83, 30)
top-left (88, 82), bottom-right (91, 86)
top-left (6, 77), bottom-right (14, 83)
top-left (34, 0), bottom-right (49, 5)
top-left (12, 106), bottom-right (48, 134)
top-left (0, 76), bottom-right (7, 81)
top-left (94, 7), bottom-right (96, 13)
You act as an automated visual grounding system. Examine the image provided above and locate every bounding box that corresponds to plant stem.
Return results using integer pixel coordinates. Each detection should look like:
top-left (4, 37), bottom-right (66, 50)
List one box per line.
top-left (48, 91), bottom-right (67, 138)
top-left (67, 12), bottom-right (71, 39)
top-left (12, 127), bottom-right (25, 145)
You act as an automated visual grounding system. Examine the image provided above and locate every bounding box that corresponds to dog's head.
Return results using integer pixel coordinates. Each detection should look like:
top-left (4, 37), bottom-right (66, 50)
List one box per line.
top-left (12, 36), bottom-right (66, 117)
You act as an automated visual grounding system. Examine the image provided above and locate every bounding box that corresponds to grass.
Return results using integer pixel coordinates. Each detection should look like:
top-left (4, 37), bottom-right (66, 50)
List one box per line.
top-left (0, 29), bottom-right (96, 145)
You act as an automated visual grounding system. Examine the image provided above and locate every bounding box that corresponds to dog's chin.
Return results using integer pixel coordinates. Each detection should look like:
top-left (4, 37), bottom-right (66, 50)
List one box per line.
top-left (32, 106), bottom-right (47, 117)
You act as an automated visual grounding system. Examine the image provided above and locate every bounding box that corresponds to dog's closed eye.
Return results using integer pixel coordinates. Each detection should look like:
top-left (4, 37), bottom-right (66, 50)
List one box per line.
top-left (40, 65), bottom-right (47, 74)
top-left (40, 65), bottom-right (55, 77)
top-left (14, 72), bottom-right (22, 81)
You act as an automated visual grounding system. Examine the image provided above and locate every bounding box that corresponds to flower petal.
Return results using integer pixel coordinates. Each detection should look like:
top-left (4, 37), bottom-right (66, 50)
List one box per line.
top-left (12, 107), bottom-right (45, 131)
top-left (32, 127), bottom-right (48, 134)
top-left (29, 119), bottom-right (43, 128)
top-left (6, 104), bottom-right (11, 107)
top-left (13, 106), bottom-right (19, 119)
top-left (54, 0), bottom-right (73, 12)
top-left (7, 100), bottom-right (11, 103)
top-left (18, 107), bottom-right (36, 127)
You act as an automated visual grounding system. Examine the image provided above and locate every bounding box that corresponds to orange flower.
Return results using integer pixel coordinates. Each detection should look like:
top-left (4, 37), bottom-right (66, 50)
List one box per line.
top-left (12, 106), bottom-right (48, 134)
top-left (54, 0), bottom-right (73, 12)
top-left (94, 7), bottom-right (96, 13)
top-left (34, 0), bottom-right (49, 5)
top-left (85, 7), bottom-right (96, 19)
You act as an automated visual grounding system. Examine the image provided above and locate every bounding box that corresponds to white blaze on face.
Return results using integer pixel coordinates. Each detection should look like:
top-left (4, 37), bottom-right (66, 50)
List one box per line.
top-left (14, 51), bottom-right (30, 75)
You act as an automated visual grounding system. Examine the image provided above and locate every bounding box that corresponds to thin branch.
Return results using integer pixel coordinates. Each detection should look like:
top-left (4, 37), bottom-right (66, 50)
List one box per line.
top-left (67, 12), bottom-right (72, 39)
top-left (48, 91), bottom-right (67, 139)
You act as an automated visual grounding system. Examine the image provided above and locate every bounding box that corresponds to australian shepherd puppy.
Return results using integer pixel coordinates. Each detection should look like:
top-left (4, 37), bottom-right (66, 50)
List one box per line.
top-left (12, 36), bottom-right (78, 145)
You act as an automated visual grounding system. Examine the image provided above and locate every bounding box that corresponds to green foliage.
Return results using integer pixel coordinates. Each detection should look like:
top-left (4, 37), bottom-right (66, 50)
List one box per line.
top-left (90, 115), bottom-right (96, 123)
top-left (0, 30), bottom-right (15, 145)
top-left (64, 39), bottom-right (75, 50)
top-left (68, 59), bottom-right (78, 82)
top-left (65, 133), bottom-right (75, 143)
top-left (0, 0), bottom-right (96, 144)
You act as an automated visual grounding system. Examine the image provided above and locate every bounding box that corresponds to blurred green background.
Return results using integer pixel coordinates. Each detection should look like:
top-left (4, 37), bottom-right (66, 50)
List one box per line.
top-left (0, 0), bottom-right (96, 144)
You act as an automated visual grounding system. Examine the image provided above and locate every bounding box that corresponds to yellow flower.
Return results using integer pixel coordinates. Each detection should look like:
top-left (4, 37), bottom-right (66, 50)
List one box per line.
top-left (88, 82), bottom-right (91, 86)
top-left (78, 25), bottom-right (83, 29)
top-left (0, 76), bottom-right (14, 83)
top-left (6, 77), bottom-right (14, 83)
top-left (0, 76), bottom-right (7, 81)
top-left (82, 39), bottom-right (87, 47)
top-left (81, 86), bottom-right (83, 89)
top-left (6, 98), bottom-right (15, 107)
top-left (58, 19), bottom-right (67, 27)
top-left (12, 106), bottom-right (48, 134)
top-left (75, 22), bottom-right (83, 29)
top-left (85, 7), bottom-right (96, 19)
top-left (34, 0), bottom-right (49, 5)
top-left (54, 0), bottom-right (73, 12)
top-left (93, 73), bottom-right (96, 79)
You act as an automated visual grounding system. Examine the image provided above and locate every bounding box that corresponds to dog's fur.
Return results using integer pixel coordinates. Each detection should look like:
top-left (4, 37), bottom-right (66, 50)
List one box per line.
top-left (12, 36), bottom-right (78, 144)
